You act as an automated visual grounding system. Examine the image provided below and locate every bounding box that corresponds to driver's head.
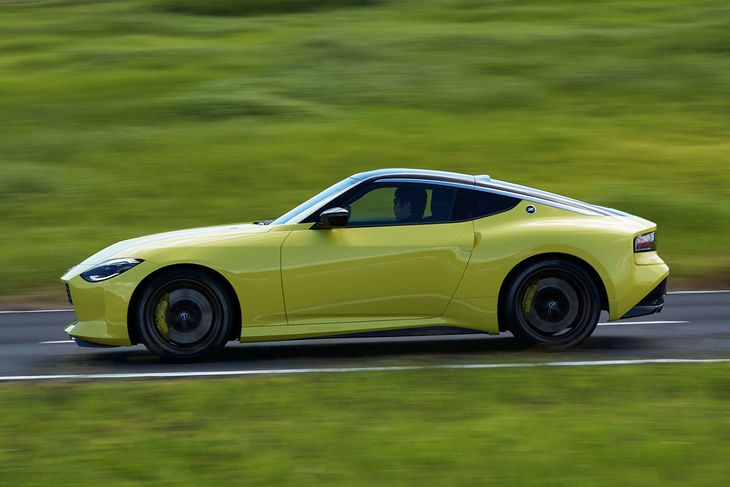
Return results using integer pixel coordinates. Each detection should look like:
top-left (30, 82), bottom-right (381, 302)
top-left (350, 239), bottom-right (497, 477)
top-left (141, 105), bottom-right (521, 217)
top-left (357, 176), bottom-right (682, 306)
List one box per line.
top-left (394, 186), bottom-right (427, 222)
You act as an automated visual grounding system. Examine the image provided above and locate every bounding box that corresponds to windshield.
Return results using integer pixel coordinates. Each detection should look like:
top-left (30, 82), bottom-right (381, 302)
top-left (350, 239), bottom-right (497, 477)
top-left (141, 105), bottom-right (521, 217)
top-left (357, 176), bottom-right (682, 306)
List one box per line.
top-left (270, 177), bottom-right (357, 225)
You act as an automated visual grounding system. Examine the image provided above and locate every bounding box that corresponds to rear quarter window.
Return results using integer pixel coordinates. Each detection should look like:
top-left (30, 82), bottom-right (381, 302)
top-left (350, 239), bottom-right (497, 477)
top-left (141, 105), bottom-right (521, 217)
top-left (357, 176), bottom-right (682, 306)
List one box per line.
top-left (453, 190), bottom-right (520, 220)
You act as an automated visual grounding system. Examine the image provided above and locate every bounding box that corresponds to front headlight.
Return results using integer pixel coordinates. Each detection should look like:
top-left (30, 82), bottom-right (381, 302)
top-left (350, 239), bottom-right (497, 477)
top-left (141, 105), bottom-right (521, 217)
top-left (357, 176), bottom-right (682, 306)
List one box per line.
top-left (80, 258), bottom-right (144, 282)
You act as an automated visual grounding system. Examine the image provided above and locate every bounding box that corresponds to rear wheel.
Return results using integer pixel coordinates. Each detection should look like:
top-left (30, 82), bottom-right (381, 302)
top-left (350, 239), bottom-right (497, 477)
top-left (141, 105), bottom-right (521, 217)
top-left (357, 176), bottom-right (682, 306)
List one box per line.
top-left (503, 259), bottom-right (600, 348)
top-left (136, 269), bottom-right (234, 361)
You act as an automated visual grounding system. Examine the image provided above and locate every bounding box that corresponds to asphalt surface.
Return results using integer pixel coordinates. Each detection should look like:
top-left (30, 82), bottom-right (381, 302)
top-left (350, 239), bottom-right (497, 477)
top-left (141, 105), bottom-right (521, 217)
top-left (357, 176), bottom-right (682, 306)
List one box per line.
top-left (0, 292), bottom-right (727, 380)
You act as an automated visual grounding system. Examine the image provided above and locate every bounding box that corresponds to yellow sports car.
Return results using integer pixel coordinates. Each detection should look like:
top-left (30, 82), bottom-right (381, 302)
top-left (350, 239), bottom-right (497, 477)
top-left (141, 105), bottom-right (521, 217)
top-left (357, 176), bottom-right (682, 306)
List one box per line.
top-left (62, 169), bottom-right (669, 361)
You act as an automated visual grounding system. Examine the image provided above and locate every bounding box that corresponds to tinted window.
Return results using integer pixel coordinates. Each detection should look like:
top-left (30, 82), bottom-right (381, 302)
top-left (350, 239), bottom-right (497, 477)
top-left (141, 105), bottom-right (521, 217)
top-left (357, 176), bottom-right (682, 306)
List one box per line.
top-left (305, 182), bottom-right (519, 226)
top-left (455, 190), bottom-right (519, 220)
top-left (344, 183), bottom-right (433, 226)
top-left (330, 182), bottom-right (471, 227)
top-left (347, 186), bottom-right (398, 224)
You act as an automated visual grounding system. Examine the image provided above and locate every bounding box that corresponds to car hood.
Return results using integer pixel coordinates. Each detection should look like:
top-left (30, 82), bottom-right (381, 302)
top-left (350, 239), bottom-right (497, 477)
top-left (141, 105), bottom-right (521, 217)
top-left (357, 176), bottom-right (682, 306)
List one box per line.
top-left (62, 223), bottom-right (267, 280)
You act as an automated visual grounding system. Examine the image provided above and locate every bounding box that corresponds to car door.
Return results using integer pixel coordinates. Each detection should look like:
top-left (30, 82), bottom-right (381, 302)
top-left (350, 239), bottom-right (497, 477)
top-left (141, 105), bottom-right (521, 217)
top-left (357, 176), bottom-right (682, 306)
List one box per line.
top-left (280, 180), bottom-right (475, 325)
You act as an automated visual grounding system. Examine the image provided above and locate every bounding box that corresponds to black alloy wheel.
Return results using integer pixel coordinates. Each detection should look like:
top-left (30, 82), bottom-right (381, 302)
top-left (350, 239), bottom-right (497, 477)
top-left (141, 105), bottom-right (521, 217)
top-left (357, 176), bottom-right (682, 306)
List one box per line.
top-left (136, 269), bottom-right (235, 361)
top-left (503, 259), bottom-right (601, 348)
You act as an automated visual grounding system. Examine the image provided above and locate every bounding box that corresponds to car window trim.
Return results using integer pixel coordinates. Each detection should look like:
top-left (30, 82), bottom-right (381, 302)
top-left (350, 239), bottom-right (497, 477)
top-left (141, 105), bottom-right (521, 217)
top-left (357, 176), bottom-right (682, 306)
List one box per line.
top-left (373, 178), bottom-right (475, 190)
top-left (332, 178), bottom-right (520, 227)
top-left (382, 178), bottom-right (606, 216)
top-left (300, 177), bottom-right (526, 227)
top-left (291, 174), bottom-right (602, 226)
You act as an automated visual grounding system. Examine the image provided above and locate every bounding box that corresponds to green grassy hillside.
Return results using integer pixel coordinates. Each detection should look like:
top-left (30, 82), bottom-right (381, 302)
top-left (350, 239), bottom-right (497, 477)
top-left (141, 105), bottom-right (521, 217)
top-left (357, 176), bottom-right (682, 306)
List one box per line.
top-left (1, 0), bottom-right (729, 295)
top-left (1, 364), bottom-right (729, 485)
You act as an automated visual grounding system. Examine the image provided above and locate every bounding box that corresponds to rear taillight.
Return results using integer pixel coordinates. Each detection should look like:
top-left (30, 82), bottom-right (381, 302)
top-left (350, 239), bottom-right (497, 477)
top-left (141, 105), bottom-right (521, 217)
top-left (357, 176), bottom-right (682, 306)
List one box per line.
top-left (634, 231), bottom-right (656, 253)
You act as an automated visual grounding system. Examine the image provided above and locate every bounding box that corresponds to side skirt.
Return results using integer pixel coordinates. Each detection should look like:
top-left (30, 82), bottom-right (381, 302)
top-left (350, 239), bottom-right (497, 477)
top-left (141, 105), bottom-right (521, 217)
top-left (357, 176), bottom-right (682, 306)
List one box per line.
top-left (240, 318), bottom-right (492, 343)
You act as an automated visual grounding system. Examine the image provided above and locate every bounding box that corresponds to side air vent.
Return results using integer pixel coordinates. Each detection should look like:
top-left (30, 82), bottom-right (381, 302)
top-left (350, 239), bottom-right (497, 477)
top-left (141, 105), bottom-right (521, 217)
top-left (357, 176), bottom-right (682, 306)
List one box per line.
top-left (65, 284), bottom-right (73, 306)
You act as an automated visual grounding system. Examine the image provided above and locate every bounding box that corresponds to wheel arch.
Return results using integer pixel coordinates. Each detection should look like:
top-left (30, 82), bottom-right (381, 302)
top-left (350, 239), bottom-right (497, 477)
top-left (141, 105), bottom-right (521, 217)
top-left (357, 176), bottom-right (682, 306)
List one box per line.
top-left (497, 252), bottom-right (609, 332)
top-left (127, 263), bottom-right (242, 344)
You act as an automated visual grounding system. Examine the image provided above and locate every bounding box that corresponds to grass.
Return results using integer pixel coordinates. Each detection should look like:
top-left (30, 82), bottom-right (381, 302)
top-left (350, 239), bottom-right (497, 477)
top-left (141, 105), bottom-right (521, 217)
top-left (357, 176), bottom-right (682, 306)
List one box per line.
top-left (1, 0), bottom-right (729, 295)
top-left (0, 363), bottom-right (729, 485)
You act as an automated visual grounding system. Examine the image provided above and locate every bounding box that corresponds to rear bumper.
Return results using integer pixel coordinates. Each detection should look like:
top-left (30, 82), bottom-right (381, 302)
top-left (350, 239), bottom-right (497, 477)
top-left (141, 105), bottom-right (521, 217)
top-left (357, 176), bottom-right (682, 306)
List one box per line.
top-left (620, 278), bottom-right (666, 319)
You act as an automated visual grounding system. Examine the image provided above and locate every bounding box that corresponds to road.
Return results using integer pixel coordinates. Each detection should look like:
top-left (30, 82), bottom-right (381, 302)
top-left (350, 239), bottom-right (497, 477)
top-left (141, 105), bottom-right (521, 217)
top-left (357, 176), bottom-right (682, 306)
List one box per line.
top-left (0, 292), bottom-right (727, 380)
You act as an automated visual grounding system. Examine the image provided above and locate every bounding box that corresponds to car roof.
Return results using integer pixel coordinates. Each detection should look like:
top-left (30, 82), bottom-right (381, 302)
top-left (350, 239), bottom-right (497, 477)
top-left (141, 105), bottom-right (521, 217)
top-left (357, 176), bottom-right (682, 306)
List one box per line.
top-left (351, 168), bottom-right (489, 185)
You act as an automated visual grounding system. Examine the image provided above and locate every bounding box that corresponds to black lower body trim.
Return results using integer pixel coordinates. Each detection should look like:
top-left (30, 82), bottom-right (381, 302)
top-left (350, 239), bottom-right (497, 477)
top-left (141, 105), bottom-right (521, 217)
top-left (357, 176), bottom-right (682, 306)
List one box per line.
top-left (314, 326), bottom-right (485, 340)
top-left (620, 278), bottom-right (667, 319)
top-left (72, 337), bottom-right (118, 348)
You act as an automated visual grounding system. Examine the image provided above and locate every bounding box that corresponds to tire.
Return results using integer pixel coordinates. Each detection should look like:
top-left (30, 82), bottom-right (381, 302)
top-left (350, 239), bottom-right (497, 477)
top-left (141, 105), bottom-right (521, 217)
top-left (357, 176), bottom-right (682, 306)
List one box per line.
top-left (136, 269), bottom-right (235, 361)
top-left (502, 259), bottom-right (601, 348)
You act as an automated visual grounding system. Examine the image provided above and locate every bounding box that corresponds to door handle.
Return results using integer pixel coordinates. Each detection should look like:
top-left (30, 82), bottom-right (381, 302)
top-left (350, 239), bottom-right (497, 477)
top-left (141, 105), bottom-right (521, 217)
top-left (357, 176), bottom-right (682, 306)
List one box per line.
top-left (473, 232), bottom-right (482, 250)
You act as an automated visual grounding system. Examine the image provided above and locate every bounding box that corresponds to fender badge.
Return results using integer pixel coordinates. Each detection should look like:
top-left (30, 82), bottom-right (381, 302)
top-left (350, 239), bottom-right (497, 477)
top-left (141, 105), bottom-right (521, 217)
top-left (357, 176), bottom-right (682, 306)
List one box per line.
top-left (526, 205), bottom-right (536, 214)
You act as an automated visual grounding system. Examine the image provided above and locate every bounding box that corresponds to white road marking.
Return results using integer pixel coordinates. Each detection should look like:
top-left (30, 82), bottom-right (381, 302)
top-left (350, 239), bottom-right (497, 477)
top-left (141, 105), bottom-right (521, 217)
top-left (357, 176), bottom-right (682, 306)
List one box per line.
top-left (667, 290), bottom-right (730, 294)
top-left (0, 309), bottom-right (72, 314)
top-left (1, 358), bottom-right (729, 382)
top-left (598, 320), bottom-right (689, 326)
top-left (40, 340), bottom-right (75, 344)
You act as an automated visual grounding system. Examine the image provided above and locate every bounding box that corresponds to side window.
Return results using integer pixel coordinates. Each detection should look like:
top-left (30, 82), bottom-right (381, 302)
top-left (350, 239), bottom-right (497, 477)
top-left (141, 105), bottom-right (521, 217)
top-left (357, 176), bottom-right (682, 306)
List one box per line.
top-left (306, 181), bottom-right (519, 227)
top-left (335, 182), bottom-right (464, 227)
top-left (424, 186), bottom-right (459, 222)
top-left (344, 183), bottom-right (430, 226)
top-left (455, 190), bottom-right (520, 220)
top-left (347, 186), bottom-right (398, 224)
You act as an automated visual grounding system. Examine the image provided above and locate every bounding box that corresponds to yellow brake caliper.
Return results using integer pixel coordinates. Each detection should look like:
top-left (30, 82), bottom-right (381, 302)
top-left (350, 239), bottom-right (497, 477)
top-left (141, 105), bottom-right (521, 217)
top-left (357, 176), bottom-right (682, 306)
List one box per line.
top-left (154, 293), bottom-right (170, 340)
top-left (522, 280), bottom-right (538, 319)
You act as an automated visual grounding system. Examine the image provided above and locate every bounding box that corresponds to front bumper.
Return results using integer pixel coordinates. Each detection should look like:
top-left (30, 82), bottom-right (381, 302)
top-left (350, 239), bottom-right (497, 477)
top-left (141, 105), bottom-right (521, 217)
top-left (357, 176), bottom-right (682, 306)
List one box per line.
top-left (620, 278), bottom-right (666, 319)
top-left (69, 334), bottom-right (118, 348)
top-left (64, 321), bottom-right (130, 346)
top-left (62, 261), bottom-right (157, 347)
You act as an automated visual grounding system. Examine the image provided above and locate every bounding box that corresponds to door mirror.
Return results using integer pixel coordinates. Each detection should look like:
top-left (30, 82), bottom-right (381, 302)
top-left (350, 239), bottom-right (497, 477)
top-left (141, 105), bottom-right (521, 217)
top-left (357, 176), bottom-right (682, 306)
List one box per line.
top-left (317, 207), bottom-right (349, 228)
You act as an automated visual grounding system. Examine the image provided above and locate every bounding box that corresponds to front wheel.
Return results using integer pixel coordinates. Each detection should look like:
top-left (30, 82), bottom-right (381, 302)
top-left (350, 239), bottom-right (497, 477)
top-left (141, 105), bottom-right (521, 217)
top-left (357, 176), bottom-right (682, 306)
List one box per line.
top-left (136, 269), bottom-right (235, 361)
top-left (502, 259), bottom-right (601, 348)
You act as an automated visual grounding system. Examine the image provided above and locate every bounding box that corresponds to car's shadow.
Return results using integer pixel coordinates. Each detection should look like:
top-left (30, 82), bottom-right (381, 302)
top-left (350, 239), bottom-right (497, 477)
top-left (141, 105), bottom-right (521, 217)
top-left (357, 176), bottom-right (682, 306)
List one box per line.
top-left (63, 333), bottom-right (656, 370)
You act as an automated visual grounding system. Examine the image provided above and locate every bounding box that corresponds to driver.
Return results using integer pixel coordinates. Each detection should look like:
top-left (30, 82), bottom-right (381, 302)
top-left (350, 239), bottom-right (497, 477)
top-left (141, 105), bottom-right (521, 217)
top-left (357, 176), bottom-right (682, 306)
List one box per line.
top-left (393, 186), bottom-right (427, 223)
